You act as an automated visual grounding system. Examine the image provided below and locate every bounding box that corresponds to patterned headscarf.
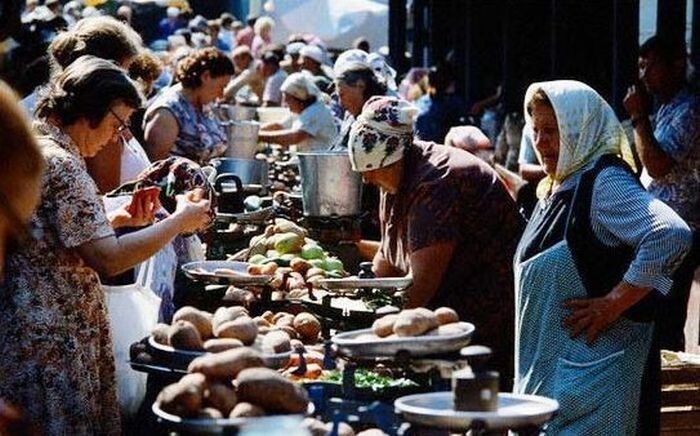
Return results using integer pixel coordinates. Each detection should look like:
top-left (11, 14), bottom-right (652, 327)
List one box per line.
top-left (348, 96), bottom-right (418, 172)
top-left (523, 80), bottom-right (636, 197)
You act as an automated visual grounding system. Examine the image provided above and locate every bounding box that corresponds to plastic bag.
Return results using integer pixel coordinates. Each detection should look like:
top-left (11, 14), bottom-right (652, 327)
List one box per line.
top-left (104, 258), bottom-right (161, 418)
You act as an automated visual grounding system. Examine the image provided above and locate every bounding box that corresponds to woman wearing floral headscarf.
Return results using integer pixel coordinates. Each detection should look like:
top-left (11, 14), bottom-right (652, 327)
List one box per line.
top-left (348, 96), bottom-right (523, 388)
top-left (514, 80), bottom-right (691, 433)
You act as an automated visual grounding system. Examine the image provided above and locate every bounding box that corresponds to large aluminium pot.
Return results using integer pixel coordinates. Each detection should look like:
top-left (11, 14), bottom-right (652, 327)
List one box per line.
top-left (297, 151), bottom-right (362, 217)
top-left (223, 120), bottom-right (260, 159)
top-left (209, 158), bottom-right (269, 190)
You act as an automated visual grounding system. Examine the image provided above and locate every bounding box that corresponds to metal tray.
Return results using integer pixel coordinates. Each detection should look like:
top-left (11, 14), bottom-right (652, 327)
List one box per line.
top-left (182, 261), bottom-right (271, 285)
top-left (318, 276), bottom-right (413, 291)
top-left (152, 400), bottom-right (313, 433)
top-left (394, 392), bottom-right (559, 431)
top-left (331, 322), bottom-right (475, 358)
top-left (148, 336), bottom-right (291, 370)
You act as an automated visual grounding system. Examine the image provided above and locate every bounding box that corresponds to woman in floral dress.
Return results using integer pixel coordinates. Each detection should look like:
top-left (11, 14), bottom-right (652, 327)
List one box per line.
top-left (0, 56), bottom-right (211, 435)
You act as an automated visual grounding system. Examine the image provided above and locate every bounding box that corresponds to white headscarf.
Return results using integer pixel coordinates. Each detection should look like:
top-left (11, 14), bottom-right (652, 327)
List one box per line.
top-left (333, 49), bottom-right (369, 77)
top-left (280, 72), bottom-right (320, 101)
top-left (523, 80), bottom-right (635, 196)
top-left (299, 44), bottom-right (324, 65)
top-left (367, 53), bottom-right (397, 91)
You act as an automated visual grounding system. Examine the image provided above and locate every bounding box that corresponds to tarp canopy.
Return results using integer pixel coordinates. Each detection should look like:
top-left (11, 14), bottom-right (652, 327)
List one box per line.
top-left (264, 0), bottom-right (388, 51)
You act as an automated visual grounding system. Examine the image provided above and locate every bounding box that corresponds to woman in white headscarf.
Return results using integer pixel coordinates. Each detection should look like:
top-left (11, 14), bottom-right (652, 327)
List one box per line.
top-left (258, 72), bottom-right (337, 151)
top-left (514, 80), bottom-right (691, 434)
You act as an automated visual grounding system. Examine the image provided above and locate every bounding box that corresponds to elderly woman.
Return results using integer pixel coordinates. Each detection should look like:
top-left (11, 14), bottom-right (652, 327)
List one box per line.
top-left (258, 72), bottom-right (337, 151)
top-left (514, 80), bottom-right (691, 434)
top-left (144, 47), bottom-right (234, 164)
top-left (0, 56), bottom-right (211, 435)
top-left (348, 96), bottom-right (523, 387)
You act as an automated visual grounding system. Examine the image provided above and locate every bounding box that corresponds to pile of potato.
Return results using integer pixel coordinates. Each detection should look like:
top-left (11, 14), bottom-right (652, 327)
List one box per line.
top-left (370, 307), bottom-right (468, 338)
top-left (244, 218), bottom-right (347, 300)
top-left (151, 306), bottom-right (322, 353)
top-left (157, 347), bottom-right (309, 419)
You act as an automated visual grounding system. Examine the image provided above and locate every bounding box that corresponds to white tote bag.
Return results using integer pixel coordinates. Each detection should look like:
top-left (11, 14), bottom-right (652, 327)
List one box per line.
top-left (104, 258), bottom-right (161, 418)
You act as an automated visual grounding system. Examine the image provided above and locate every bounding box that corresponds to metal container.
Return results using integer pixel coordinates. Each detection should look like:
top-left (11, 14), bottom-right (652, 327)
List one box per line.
top-left (216, 104), bottom-right (258, 121)
top-left (210, 158), bottom-right (269, 188)
top-left (223, 120), bottom-right (260, 159)
top-left (297, 151), bottom-right (362, 217)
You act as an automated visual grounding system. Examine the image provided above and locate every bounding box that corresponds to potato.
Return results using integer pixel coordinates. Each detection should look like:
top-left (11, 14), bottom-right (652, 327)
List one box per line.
top-left (179, 373), bottom-right (208, 394)
top-left (223, 287), bottom-right (256, 306)
top-left (203, 338), bottom-right (244, 353)
top-left (247, 264), bottom-right (263, 275)
top-left (261, 262), bottom-right (279, 275)
top-left (188, 347), bottom-right (264, 379)
top-left (261, 311), bottom-right (275, 323)
top-left (272, 312), bottom-right (291, 323)
top-left (293, 313), bottom-right (321, 342)
top-left (214, 316), bottom-right (258, 345)
top-left (372, 314), bottom-right (398, 338)
top-left (425, 322), bottom-right (466, 336)
top-left (434, 307), bottom-right (459, 325)
top-left (152, 323), bottom-right (171, 345)
top-left (236, 368), bottom-right (310, 414)
top-left (254, 316), bottom-right (272, 327)
top-left (279, 325), bottom-right (299, 339)
top-left (173, 306), bottom-right (213, 339)
top-left (168, 320), bottom-right (204, 350)
top-left (393, 309), bottom-right (439, 337)
top-left (290, 258), bottom-right (311, 275)
top-left (305, 268), bottom-right (326, 280)
top-left (275, 314), bottom-right (295, 328)
top-left (261, 330), bottom-right (291, 353)
top-left (212, 306), bottom-right (248, 332)
top-left (198, 407), bottom-right (223, 419)
top-left (157, 382), bottom-right (203, 418)
top-left (258, 326), bottom-right (271, 335)
top-left (205, 382), bottom-right (237, 415)
top-left (229, 402), bottom-right (265, 418)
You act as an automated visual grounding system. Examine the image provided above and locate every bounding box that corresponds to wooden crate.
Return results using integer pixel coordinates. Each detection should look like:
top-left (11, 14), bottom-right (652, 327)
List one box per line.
top-left (660, 364), bottom-right (700, 435)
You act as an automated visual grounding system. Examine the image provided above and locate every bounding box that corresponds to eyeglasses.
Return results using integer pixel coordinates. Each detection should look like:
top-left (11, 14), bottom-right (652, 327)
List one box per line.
top-left (109, 107), bottom-right (131, 134)
top-left (0, 190), bottom-right (42, 247)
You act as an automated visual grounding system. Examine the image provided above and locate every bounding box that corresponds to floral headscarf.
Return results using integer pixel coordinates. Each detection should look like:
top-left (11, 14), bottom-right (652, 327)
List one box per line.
top-left (348, 96), bottom-right (418, 172)
top-left (523, 80), bottom-right (636, 197)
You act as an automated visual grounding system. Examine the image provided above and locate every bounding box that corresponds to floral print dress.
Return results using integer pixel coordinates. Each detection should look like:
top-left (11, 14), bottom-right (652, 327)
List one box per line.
top-left (0, 122), bottom-right (121, 435)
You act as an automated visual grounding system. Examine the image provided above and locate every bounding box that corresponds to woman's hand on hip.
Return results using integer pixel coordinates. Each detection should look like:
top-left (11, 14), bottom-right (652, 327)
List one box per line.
top-left (173, 188), bottom-right (211, 233)
top-left (563, 281), bottom-right (652, 345)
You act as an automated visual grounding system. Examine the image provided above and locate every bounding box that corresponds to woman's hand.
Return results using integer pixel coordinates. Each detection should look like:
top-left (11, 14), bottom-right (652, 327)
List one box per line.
top-left (563, 282), bottom-right (652, 345)
top-left (172, 188), bottom-right (211, 233)
top-left (623, 84), bottom-right (651, 120)
top-left (108, 188), bottom-right (160, 228)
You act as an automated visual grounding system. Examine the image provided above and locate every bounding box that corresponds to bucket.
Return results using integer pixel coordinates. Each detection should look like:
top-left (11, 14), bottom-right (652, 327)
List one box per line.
top-left (297, 151), bottom-right (362, 217)
top-left (215, 104), bottom-right (257, 121)
top-left (224, 120), bottom-right (260, 159)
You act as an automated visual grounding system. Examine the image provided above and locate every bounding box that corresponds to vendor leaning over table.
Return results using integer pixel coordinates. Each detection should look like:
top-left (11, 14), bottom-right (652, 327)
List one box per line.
top-left (257, 72), bottom-right (338, 152)
top-left (143, 47), bottom-right (234, 165)
top-left (347, 96), bottom-right (524, 389)
top-left (0, 56), bottom-right (212, 436)
top-left (514, 80), bottom-right (691, 434)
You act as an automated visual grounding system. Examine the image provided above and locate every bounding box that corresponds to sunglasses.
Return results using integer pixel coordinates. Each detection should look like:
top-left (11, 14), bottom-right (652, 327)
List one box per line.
top-left (109, 107), bottom-right (131, 134)
top-left (0, 190), bottom-right (42, 247)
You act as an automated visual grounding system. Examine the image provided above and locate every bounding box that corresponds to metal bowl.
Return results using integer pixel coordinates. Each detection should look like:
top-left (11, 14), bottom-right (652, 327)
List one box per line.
top-left (395, 392), bottom-right (559, 431)
top-left (181, 261), bottom-right (272, 286)
top-left (148, 336), bottom-right (292, 370)
top-left (332, 322), bottom-right (475, 358)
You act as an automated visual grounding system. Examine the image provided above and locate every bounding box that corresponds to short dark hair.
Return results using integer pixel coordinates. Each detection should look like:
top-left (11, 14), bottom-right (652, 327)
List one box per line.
top-left (639, 35), bottom-right (687, 66)
top-left (36, 56), bottom-right (143, 128)
top-left (336, 65), bottom-right (387, 100)
top-left (49, 16), bottom-right (142, 70)
top-left (175, 47), bottom-right (234, 88)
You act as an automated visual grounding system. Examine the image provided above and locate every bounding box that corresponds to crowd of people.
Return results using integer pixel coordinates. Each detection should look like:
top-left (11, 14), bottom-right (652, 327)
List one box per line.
top-left (0, 1), bottom-right (698, 435)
